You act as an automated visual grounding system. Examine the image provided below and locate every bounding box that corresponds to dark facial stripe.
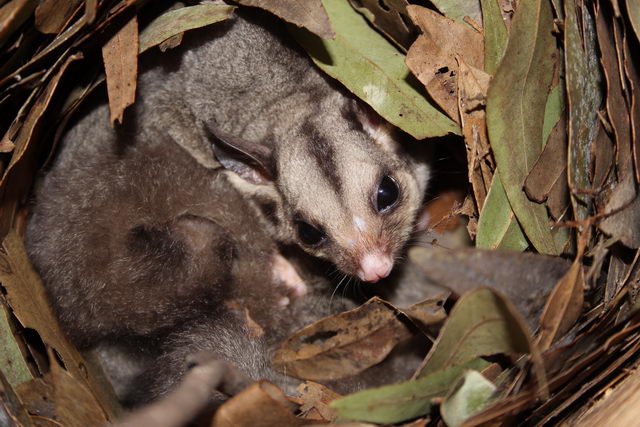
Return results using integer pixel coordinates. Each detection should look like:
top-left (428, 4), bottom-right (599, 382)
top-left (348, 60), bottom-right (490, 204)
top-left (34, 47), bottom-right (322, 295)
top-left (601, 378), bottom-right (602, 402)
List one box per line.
top-left (301, 121), bottom-right (344, 196)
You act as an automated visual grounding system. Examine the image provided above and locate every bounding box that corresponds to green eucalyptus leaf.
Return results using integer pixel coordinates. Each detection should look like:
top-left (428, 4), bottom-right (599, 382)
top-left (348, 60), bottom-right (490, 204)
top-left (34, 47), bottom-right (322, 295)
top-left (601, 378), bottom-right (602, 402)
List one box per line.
top-left (485, 0), bottom-right (558, 255)
top-left (480, 0), bottom-right (508, 75)
top-left (331, 358), bottom-right (489, 424)
top-left (0, 304), bottom-right (32, 386)
top-left (290, 0), bottom-right (460, 139)
top-left (542, 83), bottom-right (564, 148)
top-left (476, 173), bottom-right (528, 251)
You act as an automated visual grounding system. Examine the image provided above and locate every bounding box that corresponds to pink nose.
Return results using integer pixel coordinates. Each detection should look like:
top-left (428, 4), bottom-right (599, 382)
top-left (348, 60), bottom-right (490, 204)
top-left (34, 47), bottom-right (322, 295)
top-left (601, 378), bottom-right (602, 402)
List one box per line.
top-left (357, 252), bottom-right (393, 283)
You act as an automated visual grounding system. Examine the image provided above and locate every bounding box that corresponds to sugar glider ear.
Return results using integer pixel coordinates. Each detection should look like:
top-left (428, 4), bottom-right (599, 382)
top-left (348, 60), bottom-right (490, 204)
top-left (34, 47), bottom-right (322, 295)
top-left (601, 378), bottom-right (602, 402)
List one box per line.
top-left (347, 98), bottom-right (400, 153)
top-left (204, 123), bottom-right (275, 184)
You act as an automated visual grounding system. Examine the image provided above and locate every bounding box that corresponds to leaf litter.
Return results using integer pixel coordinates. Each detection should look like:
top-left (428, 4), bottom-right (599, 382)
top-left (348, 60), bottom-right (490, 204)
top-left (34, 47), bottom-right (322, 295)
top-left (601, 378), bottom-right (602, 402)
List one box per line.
top-left (2, 0), bottom-right (640, 425)
top-left (272, 296), bottom-right (433, 381)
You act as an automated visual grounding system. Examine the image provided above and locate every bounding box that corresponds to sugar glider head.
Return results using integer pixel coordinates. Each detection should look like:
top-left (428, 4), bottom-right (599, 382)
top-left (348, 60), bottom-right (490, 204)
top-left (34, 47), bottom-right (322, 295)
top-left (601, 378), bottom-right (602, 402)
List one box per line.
top-left (211, 97), bottom-right (430, 283)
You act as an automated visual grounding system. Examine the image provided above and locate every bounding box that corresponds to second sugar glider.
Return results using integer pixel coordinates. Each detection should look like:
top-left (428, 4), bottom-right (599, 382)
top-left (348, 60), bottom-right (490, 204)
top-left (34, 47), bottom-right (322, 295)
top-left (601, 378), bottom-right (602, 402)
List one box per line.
top-left (141, 8), bottom-right (432, 283)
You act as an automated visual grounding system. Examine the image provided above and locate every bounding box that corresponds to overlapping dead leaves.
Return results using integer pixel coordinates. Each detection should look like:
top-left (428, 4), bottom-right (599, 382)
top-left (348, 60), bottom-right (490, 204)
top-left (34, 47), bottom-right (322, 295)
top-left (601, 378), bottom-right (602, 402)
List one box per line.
top-left (1, 0), bottom-right (640, 426)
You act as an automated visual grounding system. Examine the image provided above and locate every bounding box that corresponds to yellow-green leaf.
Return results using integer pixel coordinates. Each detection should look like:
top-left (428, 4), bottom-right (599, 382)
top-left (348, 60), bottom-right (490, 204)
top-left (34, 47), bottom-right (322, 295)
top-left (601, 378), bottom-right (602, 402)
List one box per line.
top-left (480, 0), bottom-right (508, 75)
top-left (476, 173), bottom-right (528, 251)
top-left (0, 304), bottom-right (33, 386)
top-left (440, 370), bottom-right (496, 427)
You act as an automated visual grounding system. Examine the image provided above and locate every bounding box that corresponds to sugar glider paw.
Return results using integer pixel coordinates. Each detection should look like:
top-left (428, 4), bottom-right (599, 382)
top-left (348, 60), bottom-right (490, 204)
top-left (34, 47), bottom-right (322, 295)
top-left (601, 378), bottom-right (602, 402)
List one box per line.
top-left (271, 254), bottom-right (307, 297)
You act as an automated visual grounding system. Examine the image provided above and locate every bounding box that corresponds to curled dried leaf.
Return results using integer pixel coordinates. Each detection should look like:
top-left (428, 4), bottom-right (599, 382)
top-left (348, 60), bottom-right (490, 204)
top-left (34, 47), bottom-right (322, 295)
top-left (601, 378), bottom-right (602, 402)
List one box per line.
top-left (296, 381), bottom-right (341, 422)
top-left (272, 297), bottom-right (412, 381)
top-left (212, 381), bottom-right (311, 427)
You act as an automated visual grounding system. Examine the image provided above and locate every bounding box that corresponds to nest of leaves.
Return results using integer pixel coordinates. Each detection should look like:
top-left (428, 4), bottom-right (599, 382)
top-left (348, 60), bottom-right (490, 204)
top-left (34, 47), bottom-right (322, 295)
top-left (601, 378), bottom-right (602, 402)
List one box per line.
top-left (1, 0), bottom-right (640, 425)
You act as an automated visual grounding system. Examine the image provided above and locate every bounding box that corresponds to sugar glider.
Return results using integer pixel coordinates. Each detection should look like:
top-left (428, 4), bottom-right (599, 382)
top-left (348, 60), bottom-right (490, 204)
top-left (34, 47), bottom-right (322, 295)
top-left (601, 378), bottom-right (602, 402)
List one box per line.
top-left (132, 6), bottom-right (430, 283)
top-left (24, 7), bottom-right (430, 405)
top-left (204, 11), bottom-right (431, 283)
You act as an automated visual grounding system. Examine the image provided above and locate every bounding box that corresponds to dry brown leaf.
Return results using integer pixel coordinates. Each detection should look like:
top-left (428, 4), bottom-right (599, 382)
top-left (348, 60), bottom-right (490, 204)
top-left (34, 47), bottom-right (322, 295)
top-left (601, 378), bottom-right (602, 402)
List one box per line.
top-left (457, 57), bottom-right (493, 210)
top-left (272, 297), bottom-right (412, 381)
top-left (401, 293), bottom-right (448, 330)
top-left (0, 119), bottom-right (22, 157)
top-left (591, 119), bottom-right (615, 192)
top-left (296, 381), bottom-right (341, 422)
top-left (524, 113), bottom-right (569, 221)
top-left (0, 0), bottom-right (96, 88)
top-left (536, 261), bottom-right (584, 350)
top-left (456, 59), bottom-right (491, 111)
top-left (0, 231), bottom-right (120, 419)
top-left (0, 0), bottom-right (37, 49)
top-left (349, 0), bottom-right (416, 50)
top-left (102, 11), bottom-right (138, 126)
top-left (461, 194), bottom-right (478, 238)
top-left (604, 248), bottom-right (635, 306)
top-left (15, 376), bottom-right (55, 420)
top-left (546, 176), bottom-right (570, 221)
top-left (50, 349), bottom-right (107, 427)
top-left (0, 53), bottom-right (83, 236)
top-left (536, 233), bottom-right (587, 351)
top-left (212, 381), bottom-right (312, 427)
top-left (596, 5), bottom-right (633, 182)
top-left (0, 53), bottom-right (80, 185)
top-left (405, 5), bottom-right (484, 124)
top-left (236, 0), bottom-right (334, 39)
top-left (406, 36), bottom-right (459, 121)
top-left (35, 0), bottom-right (82, 34)
top-left (407, 5), bottom-right (483, 68)
top-left (0, 136), bottom-right (15, 153)
top-left (159, 33), bottom-right (183, 51)
top-left (420, 189), bottom-right (466, 233)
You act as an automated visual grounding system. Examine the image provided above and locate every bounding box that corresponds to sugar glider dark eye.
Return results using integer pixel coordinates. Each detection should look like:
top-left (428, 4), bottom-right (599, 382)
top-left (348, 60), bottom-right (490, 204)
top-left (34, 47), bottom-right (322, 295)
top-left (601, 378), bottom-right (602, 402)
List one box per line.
top-left (376, 175), bottom-right (399, 213)
top-left (296, 221), bottom-right (326, 246)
